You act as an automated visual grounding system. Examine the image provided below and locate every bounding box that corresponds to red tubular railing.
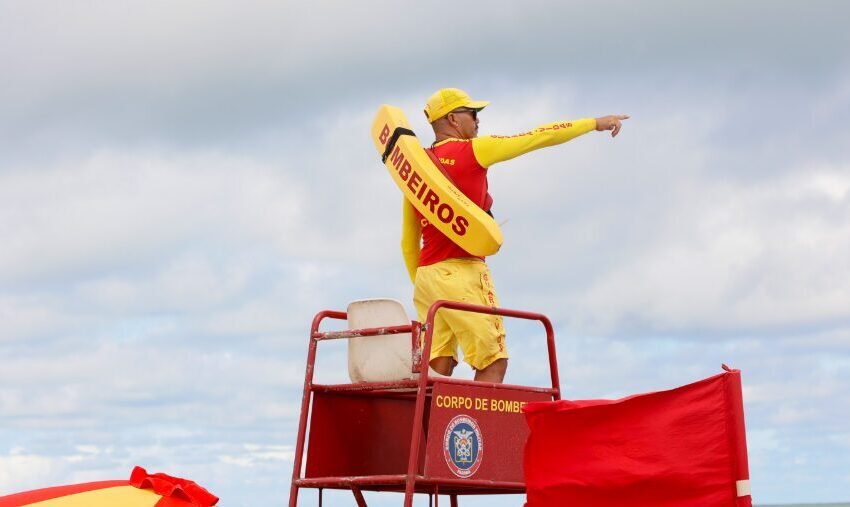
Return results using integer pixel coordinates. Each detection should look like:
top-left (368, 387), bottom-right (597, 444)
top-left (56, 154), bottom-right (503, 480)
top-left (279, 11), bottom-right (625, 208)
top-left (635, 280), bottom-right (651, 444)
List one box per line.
top-left (312, 324), bottom-right (415, 341)
top-left (290, 301), bottom-right (561, 507)
top-left (289, 310), bottom-right (346, 507)
top-left (402, 300), bottom-right (560, 506)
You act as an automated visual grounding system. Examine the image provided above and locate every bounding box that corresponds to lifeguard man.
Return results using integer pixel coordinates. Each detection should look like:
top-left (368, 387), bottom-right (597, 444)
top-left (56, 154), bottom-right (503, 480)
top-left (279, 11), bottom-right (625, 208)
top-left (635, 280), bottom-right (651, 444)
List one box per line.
top-left (403, 88), bottom-right (628, 383)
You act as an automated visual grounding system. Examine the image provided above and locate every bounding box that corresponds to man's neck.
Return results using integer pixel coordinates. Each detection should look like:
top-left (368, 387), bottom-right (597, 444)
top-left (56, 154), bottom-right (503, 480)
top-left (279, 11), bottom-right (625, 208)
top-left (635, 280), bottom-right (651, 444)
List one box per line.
top-left (433, 126), bottom-right (464, 144)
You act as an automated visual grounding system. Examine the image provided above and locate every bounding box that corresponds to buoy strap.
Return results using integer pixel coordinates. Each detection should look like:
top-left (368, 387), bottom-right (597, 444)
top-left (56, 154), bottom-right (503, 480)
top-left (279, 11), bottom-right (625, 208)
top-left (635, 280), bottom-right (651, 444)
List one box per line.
top-left (381, 127), bottom-right (416, 163)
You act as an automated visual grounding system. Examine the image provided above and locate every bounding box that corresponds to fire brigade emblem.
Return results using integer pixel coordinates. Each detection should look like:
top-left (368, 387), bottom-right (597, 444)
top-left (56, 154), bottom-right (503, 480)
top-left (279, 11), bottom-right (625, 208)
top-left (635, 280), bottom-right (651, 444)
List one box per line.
top-left (443, 414), bottom-right (483, 478)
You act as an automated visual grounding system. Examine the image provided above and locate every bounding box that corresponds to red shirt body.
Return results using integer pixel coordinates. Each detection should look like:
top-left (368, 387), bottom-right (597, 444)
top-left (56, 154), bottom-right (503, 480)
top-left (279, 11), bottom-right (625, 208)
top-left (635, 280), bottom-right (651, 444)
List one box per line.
top-left (416, 139), bottom-right (490, 267)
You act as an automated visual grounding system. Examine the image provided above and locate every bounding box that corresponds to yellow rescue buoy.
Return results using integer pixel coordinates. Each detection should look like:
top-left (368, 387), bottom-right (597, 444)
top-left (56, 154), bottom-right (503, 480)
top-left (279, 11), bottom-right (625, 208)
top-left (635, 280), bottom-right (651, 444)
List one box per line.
top-left (371, 104), bottom-right (502, 257)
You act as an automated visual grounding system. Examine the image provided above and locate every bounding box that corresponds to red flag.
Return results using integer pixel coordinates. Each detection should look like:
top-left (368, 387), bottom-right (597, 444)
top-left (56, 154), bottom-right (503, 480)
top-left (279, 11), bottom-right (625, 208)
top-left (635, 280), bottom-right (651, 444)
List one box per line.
top-left (523, 367), bottom-right (751, 507)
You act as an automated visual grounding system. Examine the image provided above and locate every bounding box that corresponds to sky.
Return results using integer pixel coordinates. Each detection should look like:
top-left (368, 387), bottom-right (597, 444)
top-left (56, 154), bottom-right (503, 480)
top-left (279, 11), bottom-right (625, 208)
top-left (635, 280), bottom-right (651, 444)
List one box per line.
top-left (1, 1), bottom-right (849, 505)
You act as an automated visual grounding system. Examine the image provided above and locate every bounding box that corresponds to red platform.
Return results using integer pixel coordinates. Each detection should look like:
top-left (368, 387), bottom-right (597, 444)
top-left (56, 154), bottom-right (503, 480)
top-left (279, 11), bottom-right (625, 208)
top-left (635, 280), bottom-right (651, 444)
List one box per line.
top-left (289, 300), bottom-right (561, 506)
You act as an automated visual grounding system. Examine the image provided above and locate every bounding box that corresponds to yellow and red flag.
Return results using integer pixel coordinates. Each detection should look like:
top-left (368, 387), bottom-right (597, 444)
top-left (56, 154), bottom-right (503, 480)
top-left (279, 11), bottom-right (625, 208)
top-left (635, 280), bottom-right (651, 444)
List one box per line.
top-left (0, 466), bottom-right (218, 507)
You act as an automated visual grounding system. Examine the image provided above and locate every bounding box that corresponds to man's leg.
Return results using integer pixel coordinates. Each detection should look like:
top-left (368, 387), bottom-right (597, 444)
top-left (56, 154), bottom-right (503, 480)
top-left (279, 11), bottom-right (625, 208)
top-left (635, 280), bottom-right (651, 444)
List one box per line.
top-left (414, 261), bottom-right (461, 376)
top-left (430, 356), bottom-right (457, 376)
top-left (457, 261), bottom-right (508, 382)
top-left (474, 358), bottom-right (507, 383)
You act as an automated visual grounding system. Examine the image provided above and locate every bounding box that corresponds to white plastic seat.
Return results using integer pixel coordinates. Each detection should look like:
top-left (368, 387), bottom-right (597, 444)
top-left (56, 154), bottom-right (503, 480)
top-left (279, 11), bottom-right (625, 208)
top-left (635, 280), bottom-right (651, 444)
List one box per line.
top-left (347, 298), bottom-right (444, 382)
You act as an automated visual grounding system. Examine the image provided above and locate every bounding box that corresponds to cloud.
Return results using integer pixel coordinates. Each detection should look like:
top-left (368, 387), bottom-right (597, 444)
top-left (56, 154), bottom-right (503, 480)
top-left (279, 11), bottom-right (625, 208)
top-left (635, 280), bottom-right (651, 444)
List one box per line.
top-left (0, 450), bottom-right (62, 494)
top-left (569, 163), bottom-right (850, 334)
top-left (3, 1), bottom-right (849, 159)
top-left (0, 150), bottom-right (304, 285)
top-left (218, 444), bottom-right (293, 468)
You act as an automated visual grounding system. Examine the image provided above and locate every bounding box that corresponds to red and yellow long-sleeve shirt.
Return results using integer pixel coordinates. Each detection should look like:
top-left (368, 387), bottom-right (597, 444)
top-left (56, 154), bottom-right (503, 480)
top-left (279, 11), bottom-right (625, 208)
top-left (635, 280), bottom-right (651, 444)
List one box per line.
top-left (401, 118), bottom-right (597, 282)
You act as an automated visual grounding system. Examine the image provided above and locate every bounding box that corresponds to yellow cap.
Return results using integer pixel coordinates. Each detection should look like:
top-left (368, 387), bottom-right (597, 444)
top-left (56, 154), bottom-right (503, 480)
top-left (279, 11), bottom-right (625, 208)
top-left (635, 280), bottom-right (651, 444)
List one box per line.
top-left (423, 88), bottom-right (489, 123)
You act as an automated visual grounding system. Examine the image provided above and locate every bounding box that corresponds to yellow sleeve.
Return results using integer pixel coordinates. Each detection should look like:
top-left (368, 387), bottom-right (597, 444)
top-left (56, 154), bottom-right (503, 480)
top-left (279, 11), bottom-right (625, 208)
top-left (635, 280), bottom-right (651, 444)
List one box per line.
top-left (400, 199), bottom-right (421, 283)
top-left (472, 118), bottom-right (597, 168)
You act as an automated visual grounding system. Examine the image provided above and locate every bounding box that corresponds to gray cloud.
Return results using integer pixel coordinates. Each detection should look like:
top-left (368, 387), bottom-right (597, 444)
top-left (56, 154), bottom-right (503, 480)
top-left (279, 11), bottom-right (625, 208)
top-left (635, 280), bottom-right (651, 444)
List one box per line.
top-left (2, 1), bottom-right (849, 157)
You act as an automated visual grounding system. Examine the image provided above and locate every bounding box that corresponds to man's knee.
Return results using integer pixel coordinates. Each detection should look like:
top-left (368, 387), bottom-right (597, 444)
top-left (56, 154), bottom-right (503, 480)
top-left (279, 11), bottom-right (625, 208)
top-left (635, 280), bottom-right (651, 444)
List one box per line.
top-left (430, 356), bottom-right (457, 376)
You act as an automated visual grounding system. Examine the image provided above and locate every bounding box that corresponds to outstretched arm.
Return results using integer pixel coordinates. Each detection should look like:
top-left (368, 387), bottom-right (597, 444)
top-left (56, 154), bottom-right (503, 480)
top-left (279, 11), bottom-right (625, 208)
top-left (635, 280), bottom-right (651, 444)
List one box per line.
top-left (472, 114), bottom-right (630, 168)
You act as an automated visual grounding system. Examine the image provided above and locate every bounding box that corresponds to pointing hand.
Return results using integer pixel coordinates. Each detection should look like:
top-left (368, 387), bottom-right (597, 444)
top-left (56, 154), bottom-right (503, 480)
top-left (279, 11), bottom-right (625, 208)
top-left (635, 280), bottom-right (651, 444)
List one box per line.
top-left (595, 115), bottom-right (630, 137)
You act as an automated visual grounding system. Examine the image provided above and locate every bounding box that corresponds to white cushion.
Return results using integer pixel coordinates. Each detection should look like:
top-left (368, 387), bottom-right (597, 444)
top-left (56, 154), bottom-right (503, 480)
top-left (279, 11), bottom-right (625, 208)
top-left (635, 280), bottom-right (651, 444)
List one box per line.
top-left (347, 298), bottom-right (446, 382)
top-left (347, 298), bottom-right (414, 382)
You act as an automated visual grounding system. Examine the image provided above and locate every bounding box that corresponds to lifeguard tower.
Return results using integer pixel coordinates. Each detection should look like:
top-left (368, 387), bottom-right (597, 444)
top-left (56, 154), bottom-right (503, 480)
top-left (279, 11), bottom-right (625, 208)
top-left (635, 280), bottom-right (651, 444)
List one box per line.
top-left (288, 299), bottom-right (561, 506)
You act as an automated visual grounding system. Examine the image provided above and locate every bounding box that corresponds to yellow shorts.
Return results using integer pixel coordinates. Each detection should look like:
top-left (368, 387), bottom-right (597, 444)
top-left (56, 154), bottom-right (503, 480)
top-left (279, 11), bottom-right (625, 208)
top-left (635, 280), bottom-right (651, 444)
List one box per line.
top-left (413, 258), bottom-right (507, 371)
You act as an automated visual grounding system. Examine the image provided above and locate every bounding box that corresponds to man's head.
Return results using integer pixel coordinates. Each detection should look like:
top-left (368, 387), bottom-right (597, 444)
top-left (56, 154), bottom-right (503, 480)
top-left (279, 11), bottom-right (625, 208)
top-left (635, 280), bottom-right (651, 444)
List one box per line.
top-left (424, 88), bottom-right (488, 140)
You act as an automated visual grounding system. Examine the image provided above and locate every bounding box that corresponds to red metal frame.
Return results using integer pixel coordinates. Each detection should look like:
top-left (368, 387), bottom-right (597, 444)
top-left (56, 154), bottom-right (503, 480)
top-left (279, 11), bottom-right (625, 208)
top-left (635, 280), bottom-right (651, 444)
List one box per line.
top-left (289, 300), bottom-right (561, 506)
